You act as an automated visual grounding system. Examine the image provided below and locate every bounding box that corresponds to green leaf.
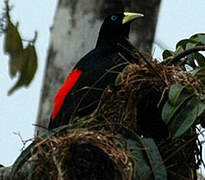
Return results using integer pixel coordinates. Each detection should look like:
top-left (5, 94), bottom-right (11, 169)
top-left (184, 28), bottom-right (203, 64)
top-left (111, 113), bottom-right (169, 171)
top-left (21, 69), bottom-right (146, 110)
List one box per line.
top-left (186, 53), bottom-right (196, 68)
top-left (185, 41), bottom-right (198, 50)
top-left (170, 96), bottom-right (205, 138)
top-left (175, 45), bottom-right (185, 55)
top-left (128, 138), bottom-right (167, 180)
top-left (4, 20), bottom-right (24, 77)
top-left (3, 7), bottom-right (38, 94)
top-left (192, 67), bottom-right (205, 84)
top-left (192, 67), bottom-right (205, 77)
top-left (142, 138), bottom-right (167, 180)
top-left (176, 39), bottom-right (189, 50)
top-left (162, 84), bottom-right (194, 124)
top-left (162, 50), bottom-right (175, 59)
top-left (194, 53), bottom-right (205, 67)
top-left (168, 84), bottom-right (184, 106)
top-left (190, 33), bottom-right (205, 45)
top-left (162, 101), bottom-right (176, 124)
top-left (8, 44), bottom-right (38, 95)
top-left (128, 139), bottom-right (152, 180)
top-left (23, 44), bottom-right (38, 86)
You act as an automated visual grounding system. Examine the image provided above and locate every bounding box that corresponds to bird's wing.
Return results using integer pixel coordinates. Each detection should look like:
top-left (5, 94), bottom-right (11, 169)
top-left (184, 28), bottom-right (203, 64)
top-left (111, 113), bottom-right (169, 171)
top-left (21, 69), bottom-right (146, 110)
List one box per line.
top-left (51, 68), bottom-right (82, 120)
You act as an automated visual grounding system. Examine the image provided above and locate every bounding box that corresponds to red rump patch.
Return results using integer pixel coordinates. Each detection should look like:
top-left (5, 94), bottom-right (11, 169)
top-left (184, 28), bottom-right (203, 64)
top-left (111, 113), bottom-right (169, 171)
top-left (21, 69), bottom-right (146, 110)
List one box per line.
top-left (52, 69), bottom-right (82, 120)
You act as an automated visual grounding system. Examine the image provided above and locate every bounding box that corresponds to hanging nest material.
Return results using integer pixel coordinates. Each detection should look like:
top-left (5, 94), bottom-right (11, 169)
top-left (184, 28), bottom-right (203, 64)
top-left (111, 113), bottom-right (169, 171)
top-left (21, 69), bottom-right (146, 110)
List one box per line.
top-left (31, 129), bottom-right (132, 180)
top-left (96, 54), bottom-right (204, 138)
top-left (11, 51), bottom-right (205, 180)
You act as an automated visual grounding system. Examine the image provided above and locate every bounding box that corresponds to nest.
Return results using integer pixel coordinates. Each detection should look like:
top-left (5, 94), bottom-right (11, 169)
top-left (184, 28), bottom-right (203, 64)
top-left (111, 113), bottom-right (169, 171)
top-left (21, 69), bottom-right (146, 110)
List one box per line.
top-left (29, 54), bottom-right (204, 179)
top-left (96, 56), bottom-right (203, 138)
top-left (31, 129), bottom-right (134, 180)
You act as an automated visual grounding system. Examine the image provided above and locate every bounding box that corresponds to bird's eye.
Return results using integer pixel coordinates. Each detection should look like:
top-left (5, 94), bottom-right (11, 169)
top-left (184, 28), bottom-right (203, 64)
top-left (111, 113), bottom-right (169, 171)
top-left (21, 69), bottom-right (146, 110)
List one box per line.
top-left (111, 15), bottom-right (118, 21)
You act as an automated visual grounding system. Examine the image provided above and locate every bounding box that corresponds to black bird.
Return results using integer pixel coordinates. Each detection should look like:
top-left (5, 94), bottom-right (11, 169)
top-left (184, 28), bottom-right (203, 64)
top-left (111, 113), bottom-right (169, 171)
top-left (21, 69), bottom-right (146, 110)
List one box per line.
top-left (48, 12), bottom-right (144, 130)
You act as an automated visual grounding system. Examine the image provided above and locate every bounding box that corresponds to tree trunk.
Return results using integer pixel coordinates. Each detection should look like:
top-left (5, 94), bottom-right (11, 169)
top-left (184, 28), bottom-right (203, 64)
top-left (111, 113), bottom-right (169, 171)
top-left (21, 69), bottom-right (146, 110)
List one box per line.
top-left (36, 0), bottom-right (161, 135)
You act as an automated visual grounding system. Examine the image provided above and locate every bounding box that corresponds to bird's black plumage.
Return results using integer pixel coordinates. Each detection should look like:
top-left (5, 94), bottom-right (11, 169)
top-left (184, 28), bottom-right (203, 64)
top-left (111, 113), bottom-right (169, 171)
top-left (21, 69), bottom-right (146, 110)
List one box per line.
top-left (49, 12), bottom-right (143, 130)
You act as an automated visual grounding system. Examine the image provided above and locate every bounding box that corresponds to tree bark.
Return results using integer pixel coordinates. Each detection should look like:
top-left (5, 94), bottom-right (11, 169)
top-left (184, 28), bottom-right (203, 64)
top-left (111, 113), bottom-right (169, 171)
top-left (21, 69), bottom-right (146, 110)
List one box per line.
top-left (36, 0), bottom-right (161, 135)
top-left (0, 163), bottom-right (30, 180)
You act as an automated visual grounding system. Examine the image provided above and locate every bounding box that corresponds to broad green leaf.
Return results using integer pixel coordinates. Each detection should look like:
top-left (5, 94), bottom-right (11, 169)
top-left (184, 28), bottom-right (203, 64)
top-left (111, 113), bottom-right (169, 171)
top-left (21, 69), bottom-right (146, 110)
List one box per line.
top-left (168, 84), bottom-right (184, 106)
top-left (170, 96), bottom-right (205, 138)
top-left (192, 67), bottom-right (205, 77)
top-left (8, 44), bottom-right (38, 95)
top-left (128, 139), bottom-right (152, 180)
top-left (162, 50), bottom-right (175, 59)
top-left (162, 84), bottom-right (194, 124)
top-left (23, 44), bottom-right (38, 86)
top-left (194, 53), bottom-right (205, 67)
top-left (197, 101), bottom-right (205, 116)
top-left (4, 21), bottom-right (23, 56)
top-left (142, 138), bottom-right (167, 180)
top-left (161, 101), bottom-right (174, 124)
top-left (185, 41), bottom-right (198, 50)
top-left (190, 33), bottom-right (205, 45)
top-left (175, 45), bottom-right (184, 55)
top-left (186, 53), bottom-right (196, 68)
top-left (192, 67), bottom-right (205, 84)
top-left (176, 39), bottom-right (189, 50)
top-left (199, 77), bottom-right (205, 84)
top-left (3, 7), bottom-right (38, 94)
top-left (4, 20), bottom-right (24, 77)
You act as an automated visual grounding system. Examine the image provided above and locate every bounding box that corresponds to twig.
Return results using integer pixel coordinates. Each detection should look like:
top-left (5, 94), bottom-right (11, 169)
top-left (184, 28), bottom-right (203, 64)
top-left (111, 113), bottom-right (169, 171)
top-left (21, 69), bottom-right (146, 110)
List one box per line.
top-left (53, 156), bottom-right (65, 180)
top-left (136, 51), bottom-right (167, 85)
top-left (32, 123), bottom-right (48, 131)
top-left (13, 132), bottom-right (33, 151)
top-left (164, 129), bottom-right (205, 167)
top-left (118, 42), bottom-right (167, 85)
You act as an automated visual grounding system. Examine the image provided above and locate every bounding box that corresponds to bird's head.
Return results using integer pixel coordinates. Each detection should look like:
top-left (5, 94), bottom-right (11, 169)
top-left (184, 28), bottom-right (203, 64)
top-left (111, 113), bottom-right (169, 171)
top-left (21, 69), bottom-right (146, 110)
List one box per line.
top-left (97, 12), bottom-right (144, 44)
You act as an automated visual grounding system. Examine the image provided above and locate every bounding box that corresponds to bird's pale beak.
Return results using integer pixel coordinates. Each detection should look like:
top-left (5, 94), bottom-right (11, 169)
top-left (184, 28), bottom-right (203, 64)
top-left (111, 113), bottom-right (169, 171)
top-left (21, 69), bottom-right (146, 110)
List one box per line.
top-left (122, 12), bottom-right (144, 24)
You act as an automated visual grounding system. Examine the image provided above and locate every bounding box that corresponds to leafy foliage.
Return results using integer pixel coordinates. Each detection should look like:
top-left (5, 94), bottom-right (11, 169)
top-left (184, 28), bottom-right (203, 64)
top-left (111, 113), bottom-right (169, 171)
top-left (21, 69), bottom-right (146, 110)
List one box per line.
top-left (2, 1), bottom-right (38, 95)
top-left (162, 84), bottom-right (205, 138)
top-left (161, 33), bottom-right (205, 139)
top-left (162, 33), bottom-right (205, 68)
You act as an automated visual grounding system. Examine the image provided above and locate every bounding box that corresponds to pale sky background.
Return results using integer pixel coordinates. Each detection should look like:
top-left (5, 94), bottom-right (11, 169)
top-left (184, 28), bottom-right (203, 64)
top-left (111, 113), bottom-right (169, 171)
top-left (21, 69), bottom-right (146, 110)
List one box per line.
top-left (0, 0), bottom-right (205, 175)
